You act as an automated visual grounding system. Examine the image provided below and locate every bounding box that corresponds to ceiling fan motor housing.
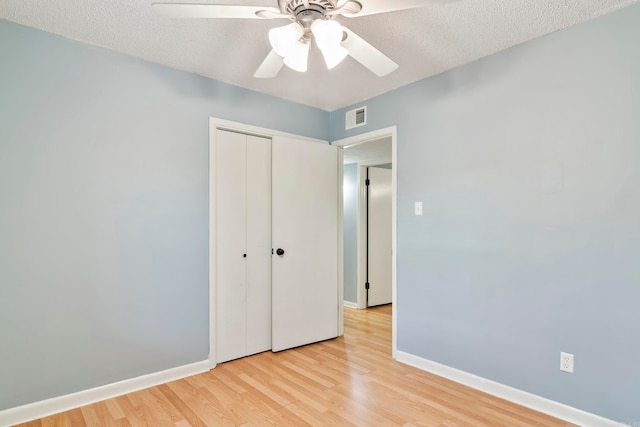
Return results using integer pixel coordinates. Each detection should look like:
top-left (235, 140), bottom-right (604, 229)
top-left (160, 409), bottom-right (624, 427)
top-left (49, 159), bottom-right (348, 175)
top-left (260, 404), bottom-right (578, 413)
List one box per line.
top-left (284, 0), bottom-right (336, 16)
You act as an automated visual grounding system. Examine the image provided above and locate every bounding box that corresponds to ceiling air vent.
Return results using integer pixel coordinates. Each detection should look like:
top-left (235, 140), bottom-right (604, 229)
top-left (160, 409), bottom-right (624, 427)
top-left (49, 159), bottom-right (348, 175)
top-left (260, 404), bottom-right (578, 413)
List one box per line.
top-left (345, 106), bottom-right (367, 130)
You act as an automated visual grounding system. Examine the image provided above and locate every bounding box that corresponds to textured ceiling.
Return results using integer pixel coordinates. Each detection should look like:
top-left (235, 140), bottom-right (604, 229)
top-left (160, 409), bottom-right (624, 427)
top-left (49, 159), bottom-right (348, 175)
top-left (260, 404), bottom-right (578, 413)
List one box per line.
top-left (1, 0), bottom-right (637, 110)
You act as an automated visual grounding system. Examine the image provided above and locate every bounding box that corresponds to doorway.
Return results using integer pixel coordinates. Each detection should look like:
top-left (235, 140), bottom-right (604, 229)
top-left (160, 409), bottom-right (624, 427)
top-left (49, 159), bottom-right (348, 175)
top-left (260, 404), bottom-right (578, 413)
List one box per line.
top-left (333, 126), bottom-right (397, 358)
top-left (366, 165), bottom-right (392, 307)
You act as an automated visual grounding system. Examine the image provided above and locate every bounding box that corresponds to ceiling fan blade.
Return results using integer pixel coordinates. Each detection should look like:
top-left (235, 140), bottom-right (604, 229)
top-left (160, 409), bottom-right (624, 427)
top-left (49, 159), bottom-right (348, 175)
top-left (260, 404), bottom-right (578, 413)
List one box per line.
top-left (152, 3), bottom-right (281, 19)
top-left (341, 0), bottom-right (451, 17)
top-left (341, 27), bottom-right (398, 77)
top-left (277, 0), bottom-right (289, 14)
top-left (326, 0), bottom-right (362, 16)
top-left (254, 50), bottom-right (285, 78)
top-left (255, 9), bottom-right (294, 19)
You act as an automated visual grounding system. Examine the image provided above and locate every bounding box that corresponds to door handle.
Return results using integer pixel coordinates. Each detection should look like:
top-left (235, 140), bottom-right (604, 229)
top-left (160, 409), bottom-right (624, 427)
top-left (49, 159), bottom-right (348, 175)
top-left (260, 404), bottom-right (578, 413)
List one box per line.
top-left (276, 248), bottom-right (285, 256)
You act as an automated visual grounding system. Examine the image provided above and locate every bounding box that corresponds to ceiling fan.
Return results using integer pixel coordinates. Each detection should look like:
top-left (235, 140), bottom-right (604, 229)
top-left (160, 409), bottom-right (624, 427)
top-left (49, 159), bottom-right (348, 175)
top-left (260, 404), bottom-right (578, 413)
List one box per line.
top-left (152, 0), bottom-right (445, 78)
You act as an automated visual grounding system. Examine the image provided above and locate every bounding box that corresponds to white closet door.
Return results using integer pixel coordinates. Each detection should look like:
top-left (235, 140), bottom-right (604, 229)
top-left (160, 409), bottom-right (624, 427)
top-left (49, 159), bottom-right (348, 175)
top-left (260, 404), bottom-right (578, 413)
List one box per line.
top-left (367, 167), bottom-right (392, 307)
top-left (271, 137), bottom-right (339, 352)
top-left (245, 135), bottom-right (272, 356)
top-left (216, 129), bottom-right (248, 363)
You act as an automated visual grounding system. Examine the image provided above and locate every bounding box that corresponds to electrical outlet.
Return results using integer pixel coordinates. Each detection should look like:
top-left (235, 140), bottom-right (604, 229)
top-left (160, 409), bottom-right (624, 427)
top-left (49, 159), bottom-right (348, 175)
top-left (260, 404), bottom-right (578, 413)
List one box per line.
top-left (560, 352), bottom-right (574, 373)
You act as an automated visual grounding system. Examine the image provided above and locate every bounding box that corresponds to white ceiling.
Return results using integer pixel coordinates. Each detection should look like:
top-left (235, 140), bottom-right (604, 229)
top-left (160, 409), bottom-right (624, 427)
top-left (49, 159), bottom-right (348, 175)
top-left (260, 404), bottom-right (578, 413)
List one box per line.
top-left (1, 0), bottom-right (637, 111)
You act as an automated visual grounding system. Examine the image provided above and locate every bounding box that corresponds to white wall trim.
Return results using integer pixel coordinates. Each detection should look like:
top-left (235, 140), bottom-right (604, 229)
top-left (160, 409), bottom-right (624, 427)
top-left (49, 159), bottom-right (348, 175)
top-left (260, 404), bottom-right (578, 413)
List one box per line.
top-left (331, 126), bottom-right (396, 148)
top-left (337, 150), bottom-right (345, 337)
top-left (395, 351), bottom-right (625, 427)
top-left (332, 126), bottom-right (398, 358)
top-left (211, 118), bottom-right (327, 145)
top-left (343, 300), bottom-right (359, 309)
top-left (0, 360), bottom-right (209, 427)
top-left (209, 118), bottom-right (219, 369)
top-left (356, 164), bottom-right (367, 310)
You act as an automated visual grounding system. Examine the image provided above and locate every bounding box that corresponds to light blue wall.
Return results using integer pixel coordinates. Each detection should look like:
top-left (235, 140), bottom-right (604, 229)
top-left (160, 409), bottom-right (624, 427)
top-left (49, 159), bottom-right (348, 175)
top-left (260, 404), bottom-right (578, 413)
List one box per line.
top-left (343, 163), bottom-right (358, 303)
top-left (331, 4), bottom-right (640, 423)
top-left (0, 19), bottom-right (328, 411)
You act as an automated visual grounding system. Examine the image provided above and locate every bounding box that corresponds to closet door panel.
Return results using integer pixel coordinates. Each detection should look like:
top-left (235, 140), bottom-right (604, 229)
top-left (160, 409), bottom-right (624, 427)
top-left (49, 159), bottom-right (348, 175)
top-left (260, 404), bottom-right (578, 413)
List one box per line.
top-left (245, 135), bottom-right (272, 356)
top-left (271, 137), bottom-right (338, 352)
top-left (216, 130), bottom-right (248, 363)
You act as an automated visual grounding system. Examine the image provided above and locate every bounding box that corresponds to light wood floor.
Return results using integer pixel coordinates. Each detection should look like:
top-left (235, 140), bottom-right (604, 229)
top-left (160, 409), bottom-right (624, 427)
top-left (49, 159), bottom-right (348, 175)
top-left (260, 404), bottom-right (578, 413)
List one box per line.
top-left (16, 305), bottom-right (574, 426)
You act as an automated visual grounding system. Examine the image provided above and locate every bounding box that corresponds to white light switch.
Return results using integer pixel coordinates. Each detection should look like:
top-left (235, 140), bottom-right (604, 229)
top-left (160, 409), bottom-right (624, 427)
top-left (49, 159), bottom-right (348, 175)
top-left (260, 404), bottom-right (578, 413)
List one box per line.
top-left (414, 202), bottom-right (423, 216)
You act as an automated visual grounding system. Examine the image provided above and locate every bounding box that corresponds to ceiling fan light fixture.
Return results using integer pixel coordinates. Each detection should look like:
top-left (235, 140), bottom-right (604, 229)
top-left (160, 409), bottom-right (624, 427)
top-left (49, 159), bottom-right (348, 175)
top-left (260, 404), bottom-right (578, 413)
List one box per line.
top-left (283, 40), bottom-right (310, 72)
top-left (320, 44), bottom-right (349, 69)
top-left (268, 22), bottom-right (304, 58)
top-left (311, 19), bottom-right (348, 69)
top-left (310, 19), bottom-right (342, 50)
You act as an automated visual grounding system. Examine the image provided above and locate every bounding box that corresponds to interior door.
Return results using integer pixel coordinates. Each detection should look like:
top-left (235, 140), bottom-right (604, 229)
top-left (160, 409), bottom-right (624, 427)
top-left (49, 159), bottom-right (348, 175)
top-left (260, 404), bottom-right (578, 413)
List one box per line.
top-left (245, 135), bottom-right (272, 356)
top-left (271, 136), bottom-right (339, 352)
top-left (367, 166), bottom-right (392, 307)
top-left (216, 130), bottom-right (248, 363)
top-left (246, 135), bottom-right (271, 356)
top-left (216, 130), bottom-right (272, 364)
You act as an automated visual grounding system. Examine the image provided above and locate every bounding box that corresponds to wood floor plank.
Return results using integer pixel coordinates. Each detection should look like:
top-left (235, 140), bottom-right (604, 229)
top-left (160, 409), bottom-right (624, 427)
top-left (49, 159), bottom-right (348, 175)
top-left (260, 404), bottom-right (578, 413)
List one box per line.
top-left (164, 379), bottom-right (236, 426)
top-left (65, 410), bottom-right (86, 427)
top-left (102, 399), bottom-right (125, 422)
top-left (278, 401), bottom-right (326, 427)
top-left (109, 396), bottom-right (146, 426)
top-left (136, 388), bottom-right (186, 426)
top-left (12, 305), bottom-right (575, 427)
top-left (156, 384), bottom-right (208, 427)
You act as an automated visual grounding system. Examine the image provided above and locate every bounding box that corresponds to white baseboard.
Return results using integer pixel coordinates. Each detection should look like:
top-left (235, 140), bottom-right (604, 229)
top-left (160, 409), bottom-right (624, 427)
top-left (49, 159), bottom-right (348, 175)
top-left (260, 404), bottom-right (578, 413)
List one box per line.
top-left (395, 351), bottom-right (624, 427)
top-left (343, 301), bottom-right (358, 309)
top-left (0, 360), bottom-right (210, 427)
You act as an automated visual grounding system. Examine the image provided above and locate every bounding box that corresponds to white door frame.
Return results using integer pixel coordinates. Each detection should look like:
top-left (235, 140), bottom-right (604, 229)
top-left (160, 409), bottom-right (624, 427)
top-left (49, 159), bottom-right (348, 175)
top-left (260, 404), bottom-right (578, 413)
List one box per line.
top-left (332, 126), bottom-right (398, 359)
top-left (209, 117), bottom-right (341, 368)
